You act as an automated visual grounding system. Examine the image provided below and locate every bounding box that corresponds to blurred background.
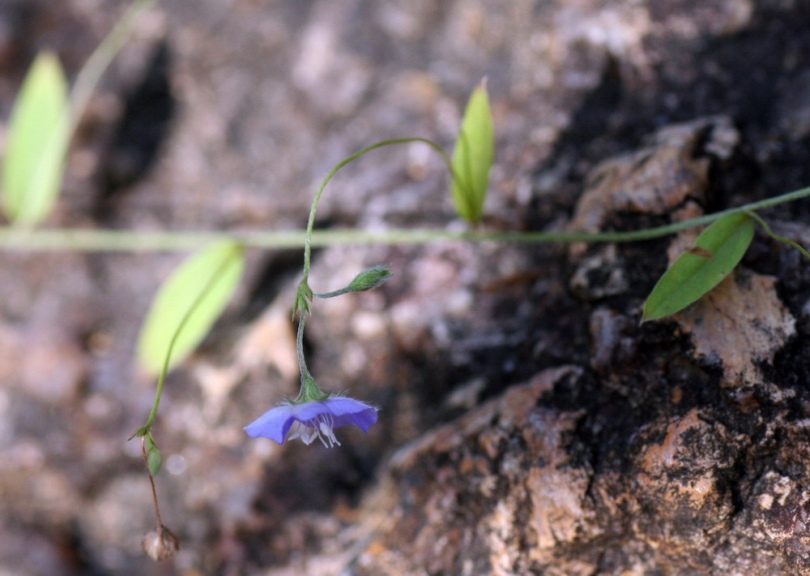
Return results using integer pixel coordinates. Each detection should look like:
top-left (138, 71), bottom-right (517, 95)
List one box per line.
top-left (2, 0), bottom-right (810, 574)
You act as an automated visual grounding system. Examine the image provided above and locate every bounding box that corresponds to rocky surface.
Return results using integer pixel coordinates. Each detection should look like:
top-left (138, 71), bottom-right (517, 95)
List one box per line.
top-left (3, 0), bottom-right (810, 574)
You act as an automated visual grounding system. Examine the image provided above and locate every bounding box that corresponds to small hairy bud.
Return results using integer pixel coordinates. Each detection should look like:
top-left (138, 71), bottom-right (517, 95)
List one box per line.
top-left (143, 525), bottom-right (179, 561)
top-left (347, 265), bottom-right (391, 292)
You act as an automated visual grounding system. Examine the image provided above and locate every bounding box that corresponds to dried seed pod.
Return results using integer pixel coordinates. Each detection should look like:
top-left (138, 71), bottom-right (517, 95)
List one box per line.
top-left (142, 524), bottom-right (180, 561)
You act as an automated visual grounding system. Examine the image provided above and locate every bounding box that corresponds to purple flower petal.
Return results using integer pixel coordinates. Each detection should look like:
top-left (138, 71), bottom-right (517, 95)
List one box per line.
top-left (244, 403), bottom-right (295, 442)
top-left (323, 397), bottom-right (378, 432)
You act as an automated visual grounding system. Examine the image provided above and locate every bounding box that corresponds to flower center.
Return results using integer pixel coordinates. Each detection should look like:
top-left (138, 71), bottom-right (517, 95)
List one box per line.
top-left (288, 413), bottom-right (340, 447)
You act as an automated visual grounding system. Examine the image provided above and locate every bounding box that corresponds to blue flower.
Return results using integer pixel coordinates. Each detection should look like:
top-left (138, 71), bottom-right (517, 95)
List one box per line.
top-left (244, 396), bottom-right (378, 447)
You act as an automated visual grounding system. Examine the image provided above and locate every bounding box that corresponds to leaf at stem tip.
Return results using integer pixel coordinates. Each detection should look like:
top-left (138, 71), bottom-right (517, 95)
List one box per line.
top-left (641, 212), bottom-right (755, 323)
top-left (2, 51), bottom-right (70, 225)
top-left (450, 79), bottom-right (494, 223)
top-left (137, 241), bottom-right (245, 376)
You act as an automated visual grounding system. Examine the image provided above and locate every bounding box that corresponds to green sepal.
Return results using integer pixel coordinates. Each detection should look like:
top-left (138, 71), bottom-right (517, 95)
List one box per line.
top-left (293, 280), bottom-right (313, 318)
top-left (129, 426), bottom-right (150, 440)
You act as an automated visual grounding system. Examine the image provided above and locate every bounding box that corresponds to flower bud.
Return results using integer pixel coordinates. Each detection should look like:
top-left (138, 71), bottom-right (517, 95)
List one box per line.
top-left (147, 444), bottom-right (162, 476)
top-left (143, 525), bottom-right (180, 561)
top-left (143, 435), bottom-right (162, 475)
top-left (347, 265), bottom-right (391, 292)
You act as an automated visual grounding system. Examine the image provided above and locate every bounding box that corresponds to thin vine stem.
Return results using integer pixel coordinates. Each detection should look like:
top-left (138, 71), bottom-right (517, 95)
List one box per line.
top-left (135, 243), bottom-right (243, 434)
top-left (746, 210), bottom-right (810, 261)
top-left (301, 137), bottom-right (456, 284)
top-left (70, 0), bottom-right (160, 131)
top-left (3, 182), bottom-right (810, 253)
top-left (313, 287), bottom-right (352, 299)
top-left (295, 313), bottom-right (311, 386)
top-left (142, 439), bottom-right (165, 524)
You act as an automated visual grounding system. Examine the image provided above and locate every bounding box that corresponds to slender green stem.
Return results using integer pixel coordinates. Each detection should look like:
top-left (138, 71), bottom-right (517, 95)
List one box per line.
top-left (3, 182), bottom-right (810, 253)
top-left (296, 313), bottom-right (311, 385)
top-left (746, 210), bottom-right (810, 261)
top-left (70, 0), bottom-right (160, 131)
top-left (142, 437), bottom-right (165, 524)
top-left (295, 141), bottom-right (450, 398)
top-left (301, 137), bottom-right (456, 284)
top-left (313, 287), bottom-right (352, 299)
top-left (139, 243), bottom-right (242, 431)
top-left (293, 313), bottom-right (328, 402)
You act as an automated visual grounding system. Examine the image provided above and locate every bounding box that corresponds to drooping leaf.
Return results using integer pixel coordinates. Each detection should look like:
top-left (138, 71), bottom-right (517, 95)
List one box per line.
top-left (641, 212), bottom-right (754, 322)
top-left (450, 79), bottom-right (494, 223)
top-left (138, 242), bottom-right (245, 375)
top-left (2, 51), bottom-right (70, 225)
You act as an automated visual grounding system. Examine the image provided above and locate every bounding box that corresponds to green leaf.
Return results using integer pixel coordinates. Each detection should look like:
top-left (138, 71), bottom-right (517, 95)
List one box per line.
top-left (450, 79), bottom-right (494, 223)
top-left (138, 242), bottom-right (245, 375)
top-left (642, 212), bottom-right (754, 323)
top-left (2, 51), bottom-right (70, 225)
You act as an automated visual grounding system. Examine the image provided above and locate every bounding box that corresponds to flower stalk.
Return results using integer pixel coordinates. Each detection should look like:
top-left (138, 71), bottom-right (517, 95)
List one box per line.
top-left (140, 437), bottom-right (179, 561)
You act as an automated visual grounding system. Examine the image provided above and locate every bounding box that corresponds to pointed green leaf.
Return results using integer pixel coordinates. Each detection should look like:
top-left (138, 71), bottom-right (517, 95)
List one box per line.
top-left (642, 212), bottom-right (754, 322)
top-left (2, 51), bottom-right (70, 224)
top-left (451, 79), bottom-right (494, 223)
top-left (138, 242), bottom-right (245, 375)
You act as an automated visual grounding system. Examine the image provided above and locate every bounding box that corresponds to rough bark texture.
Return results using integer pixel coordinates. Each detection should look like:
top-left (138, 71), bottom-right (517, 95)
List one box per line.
top-left (3, 0), bottom-right (810, 575)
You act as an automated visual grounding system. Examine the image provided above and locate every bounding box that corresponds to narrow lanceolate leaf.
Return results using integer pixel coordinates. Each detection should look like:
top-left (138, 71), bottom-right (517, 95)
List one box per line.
top-left (2, 51), bottom-right (70, 225)
top-left (642, 212), bottom-right (754, 323)
top-left (450, 79), bottom-right (494, 223)
top-left (138, 242), bottom-right (245, 375)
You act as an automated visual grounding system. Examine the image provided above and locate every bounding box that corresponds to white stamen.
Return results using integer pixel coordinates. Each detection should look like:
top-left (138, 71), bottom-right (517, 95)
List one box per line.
top-left (319, 413), bottom-right (340, 447)
top-left (287, 413), bottom-right (340, 448)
